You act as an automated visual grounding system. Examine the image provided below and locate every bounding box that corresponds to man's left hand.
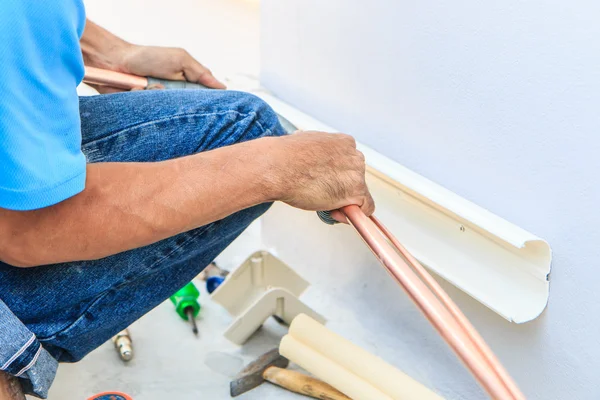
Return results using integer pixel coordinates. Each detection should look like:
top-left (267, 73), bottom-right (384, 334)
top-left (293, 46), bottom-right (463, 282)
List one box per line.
top-left (120, 45), bottom-right (226, 90)
top-left (81, 20), bottom-right (226, 93)
top-left (88, 45), bottom-right (226, 94)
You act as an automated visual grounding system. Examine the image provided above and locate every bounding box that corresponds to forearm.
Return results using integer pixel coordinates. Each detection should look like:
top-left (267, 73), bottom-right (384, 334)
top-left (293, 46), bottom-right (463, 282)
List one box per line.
top-left (80, 19), bottom-right (131, 70)
top-left (0, 138), bottom-right (279, 267)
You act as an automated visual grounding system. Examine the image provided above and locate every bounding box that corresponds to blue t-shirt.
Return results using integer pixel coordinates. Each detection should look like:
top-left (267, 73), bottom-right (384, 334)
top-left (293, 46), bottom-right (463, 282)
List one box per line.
top-left (0, 0), bottom-right (87, 210)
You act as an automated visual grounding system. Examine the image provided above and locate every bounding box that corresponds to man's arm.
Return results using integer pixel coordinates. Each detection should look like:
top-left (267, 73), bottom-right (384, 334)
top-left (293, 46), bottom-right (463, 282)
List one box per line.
top-left (81, 20), bottom-right (225, 90)
top-left (0, 133), bottom-right (374, 268)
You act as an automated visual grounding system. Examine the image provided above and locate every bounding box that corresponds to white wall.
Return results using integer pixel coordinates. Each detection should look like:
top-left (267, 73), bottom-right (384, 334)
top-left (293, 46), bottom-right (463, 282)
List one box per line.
top-left (85, 0), bottom-right (261, 79)
top-left (261, 1), bottom-right (600, 399)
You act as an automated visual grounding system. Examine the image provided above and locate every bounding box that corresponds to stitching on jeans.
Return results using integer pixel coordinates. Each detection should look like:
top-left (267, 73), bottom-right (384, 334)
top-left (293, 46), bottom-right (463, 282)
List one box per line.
top-left (37, 291), bottom-right (112, 342)
top-left (1, 334), bottom-right (35, 370)
top-left (82, 110), bottom-right (250, 148)
top-left (135, 225), bottom-right (208, 277)
top-left (37, 227), bottom-right (208, 343)
top-left (114, 225), bottom-right (214, 289)
top-left (190, 112), bottom-right (278, 153)
top-left (14, 344), bottom-right (42, 377)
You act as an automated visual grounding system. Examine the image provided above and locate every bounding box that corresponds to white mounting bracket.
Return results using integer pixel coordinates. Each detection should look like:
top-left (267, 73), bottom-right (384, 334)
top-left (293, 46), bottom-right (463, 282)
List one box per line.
top-left (211, 251), bottom-right (326, 345)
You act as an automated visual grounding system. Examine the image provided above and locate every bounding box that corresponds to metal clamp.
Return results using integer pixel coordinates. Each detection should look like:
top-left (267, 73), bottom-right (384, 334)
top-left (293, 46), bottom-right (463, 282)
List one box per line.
top-left (316, 210), bottom-right (338, 225)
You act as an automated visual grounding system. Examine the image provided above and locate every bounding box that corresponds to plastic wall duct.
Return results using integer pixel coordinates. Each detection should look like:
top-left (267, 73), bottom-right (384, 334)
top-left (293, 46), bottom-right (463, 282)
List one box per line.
top-left (250, 90), bottom-right (552, 323)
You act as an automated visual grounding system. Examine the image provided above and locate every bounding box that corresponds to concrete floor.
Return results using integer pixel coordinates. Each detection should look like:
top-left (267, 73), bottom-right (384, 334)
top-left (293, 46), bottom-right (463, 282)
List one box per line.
top-left (46, 1), bottom-right (310, 399)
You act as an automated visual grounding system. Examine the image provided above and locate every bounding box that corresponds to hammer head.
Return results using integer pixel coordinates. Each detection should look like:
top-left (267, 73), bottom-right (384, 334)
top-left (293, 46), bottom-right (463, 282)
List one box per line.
top-left (230, 349), bottom-right (289, 397)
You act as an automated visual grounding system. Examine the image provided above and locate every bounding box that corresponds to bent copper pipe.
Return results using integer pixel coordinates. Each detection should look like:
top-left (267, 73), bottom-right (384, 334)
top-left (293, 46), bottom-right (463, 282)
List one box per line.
top-left (341, 205), bottom-right (523, 399)
top-left (371, 215), bottom-right (525, 400)
top-left (83, 66), bottom-right (148, 90)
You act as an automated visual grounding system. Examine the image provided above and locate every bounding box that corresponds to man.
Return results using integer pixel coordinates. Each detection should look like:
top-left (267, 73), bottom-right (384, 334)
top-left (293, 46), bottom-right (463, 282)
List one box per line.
top-left (0, 1), bottom-right (374, 398)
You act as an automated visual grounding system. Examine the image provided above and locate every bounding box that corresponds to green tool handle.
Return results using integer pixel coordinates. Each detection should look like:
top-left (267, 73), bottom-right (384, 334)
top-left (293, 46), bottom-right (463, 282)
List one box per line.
top-left (169, 282), bottom-right (201, 320)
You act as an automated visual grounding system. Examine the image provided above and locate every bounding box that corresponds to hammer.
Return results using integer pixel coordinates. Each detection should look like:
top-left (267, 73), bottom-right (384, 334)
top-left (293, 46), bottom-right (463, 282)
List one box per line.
top-left (230, 349), bottom-right (351, 399)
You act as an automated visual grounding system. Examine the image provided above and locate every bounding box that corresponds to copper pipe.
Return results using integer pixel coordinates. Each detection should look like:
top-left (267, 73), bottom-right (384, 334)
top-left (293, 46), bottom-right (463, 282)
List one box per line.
top-left (371, 216), bottom-right (525, 400)
top-left (83, 66), bottom-right (148, 90)
top-left (341, 205), bottom-right (521, 399)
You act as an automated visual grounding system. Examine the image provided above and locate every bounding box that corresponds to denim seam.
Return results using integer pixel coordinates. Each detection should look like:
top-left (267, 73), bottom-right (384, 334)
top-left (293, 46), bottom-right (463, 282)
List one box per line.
top-left (15, 344), bottom-right (42, 377)
top-left (37, 227), bottom-right (208, 343)
top-left (127, 224), bottom-right (213, 279)
top-left (117, 226), bottom-right (212, 288)
top-left (1, 334), bottom-right (35, 370)
top-left (191, 115), bottom-right (274, 153)
top-left (37, 291), bottom-right (112, 342)
top-left (82, 110), bottom-right (254, 148)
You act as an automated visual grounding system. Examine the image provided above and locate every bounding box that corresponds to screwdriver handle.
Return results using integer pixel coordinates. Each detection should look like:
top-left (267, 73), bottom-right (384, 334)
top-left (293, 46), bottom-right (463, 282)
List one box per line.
top-left (169, 282), bottom-right (201, 320)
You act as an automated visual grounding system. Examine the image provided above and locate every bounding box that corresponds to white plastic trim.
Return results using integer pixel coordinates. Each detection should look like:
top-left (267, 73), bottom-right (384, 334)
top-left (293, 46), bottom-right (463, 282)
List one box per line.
top-left (211, 250), bottom-right (326, 344)
top-left (250, 89), bottom-right (552, 323)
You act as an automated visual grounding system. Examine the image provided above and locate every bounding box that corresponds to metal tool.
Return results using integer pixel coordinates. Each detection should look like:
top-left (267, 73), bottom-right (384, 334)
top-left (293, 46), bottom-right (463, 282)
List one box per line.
top-left (112, 329), bottom-right (133, 362)
top-left (170, 282), bottom-right (201, 336)
top-left (230, 349), bottom-right (350, 399)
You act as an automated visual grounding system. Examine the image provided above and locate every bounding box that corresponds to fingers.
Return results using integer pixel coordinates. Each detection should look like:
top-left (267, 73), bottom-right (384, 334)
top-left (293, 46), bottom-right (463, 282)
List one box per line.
top-left (355, 150), bottom-right (375, 216)
top-left (181, 51), bottom-right (226, 89)
top-left (360, 190), bottom-right (376, 217)
top-left (133, 83), bottom-right (164, 92)
top-left (145, 83), bottom-right (165, 91)
top-left (331, 142), bottom-right (375, 220)
top-left (330, 210), bottom-right (349, 224)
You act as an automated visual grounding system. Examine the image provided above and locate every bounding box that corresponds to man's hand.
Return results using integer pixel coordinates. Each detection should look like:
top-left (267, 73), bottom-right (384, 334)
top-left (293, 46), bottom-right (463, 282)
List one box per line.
top-left (267, 131), bottom-right (375, 222)
top-left (119, 45), bottom-right (226, 90)
top-left (81, 20), bottom-right (225, 93)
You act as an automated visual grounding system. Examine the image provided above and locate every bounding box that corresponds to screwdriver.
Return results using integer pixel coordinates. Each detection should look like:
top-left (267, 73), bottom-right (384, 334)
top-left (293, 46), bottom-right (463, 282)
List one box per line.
top-left (169, 282), bottom-right (201, 336)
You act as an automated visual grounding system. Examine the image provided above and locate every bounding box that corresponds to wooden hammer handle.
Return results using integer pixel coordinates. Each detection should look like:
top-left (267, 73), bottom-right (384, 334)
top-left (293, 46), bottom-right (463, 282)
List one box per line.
top-left (263, 367), bottom-right (351, 400)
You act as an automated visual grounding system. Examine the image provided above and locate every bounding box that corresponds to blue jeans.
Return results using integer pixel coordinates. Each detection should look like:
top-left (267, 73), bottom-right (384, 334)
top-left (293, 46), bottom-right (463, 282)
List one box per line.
top-left (0, 89), bottom-right (285, 397)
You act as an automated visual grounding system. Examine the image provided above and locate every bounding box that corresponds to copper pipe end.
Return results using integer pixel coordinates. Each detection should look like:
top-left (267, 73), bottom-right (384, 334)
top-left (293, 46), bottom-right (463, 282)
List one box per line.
top-left (83, 66), bottom-right (148, 90)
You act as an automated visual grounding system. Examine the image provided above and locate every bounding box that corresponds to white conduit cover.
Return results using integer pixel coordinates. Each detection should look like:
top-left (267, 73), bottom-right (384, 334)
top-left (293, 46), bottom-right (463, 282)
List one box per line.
top-left (240, 85), bottom-right (552, 323)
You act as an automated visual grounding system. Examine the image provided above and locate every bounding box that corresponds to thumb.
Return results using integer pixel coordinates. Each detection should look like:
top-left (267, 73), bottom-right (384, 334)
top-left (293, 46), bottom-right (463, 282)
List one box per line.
top-left (183, 60), bottom-right (226, 89)
top-left (330, 209), bottom-right (349, 224)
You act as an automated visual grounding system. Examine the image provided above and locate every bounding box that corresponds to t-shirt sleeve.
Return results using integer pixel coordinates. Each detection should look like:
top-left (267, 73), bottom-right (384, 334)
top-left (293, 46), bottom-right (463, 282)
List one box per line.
top-left (0, 1), bottom-right (87, 211)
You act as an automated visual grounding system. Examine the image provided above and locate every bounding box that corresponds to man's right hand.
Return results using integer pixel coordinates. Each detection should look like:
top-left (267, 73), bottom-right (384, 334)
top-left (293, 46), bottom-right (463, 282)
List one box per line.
top-left (267, 131), bottom-right (375, 221)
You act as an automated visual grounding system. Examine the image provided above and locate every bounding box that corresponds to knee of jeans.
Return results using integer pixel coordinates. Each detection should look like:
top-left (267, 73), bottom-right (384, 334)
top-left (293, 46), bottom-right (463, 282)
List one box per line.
top-left (229, 91), bottom-right (287, 139)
